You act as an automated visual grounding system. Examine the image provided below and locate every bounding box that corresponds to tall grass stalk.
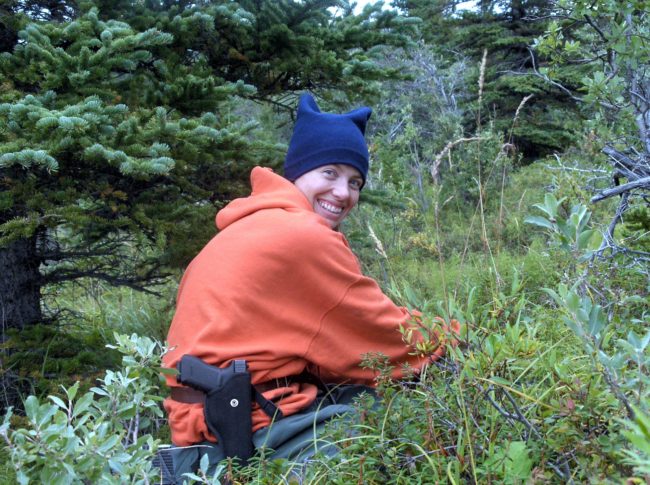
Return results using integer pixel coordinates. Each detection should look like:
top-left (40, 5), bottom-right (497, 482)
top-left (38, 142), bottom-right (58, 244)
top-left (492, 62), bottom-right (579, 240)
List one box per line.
top-left (433, 190), bottom-right (450, 306)
top-left (458, 379), bottom-right (479, 484)
top-left (497, 162), bottom-right (507, 254)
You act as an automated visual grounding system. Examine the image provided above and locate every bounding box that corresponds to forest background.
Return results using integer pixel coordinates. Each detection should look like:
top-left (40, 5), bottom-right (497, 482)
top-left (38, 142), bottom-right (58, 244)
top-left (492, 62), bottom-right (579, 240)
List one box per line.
top-left (0, 0), bottom-right (649, 483)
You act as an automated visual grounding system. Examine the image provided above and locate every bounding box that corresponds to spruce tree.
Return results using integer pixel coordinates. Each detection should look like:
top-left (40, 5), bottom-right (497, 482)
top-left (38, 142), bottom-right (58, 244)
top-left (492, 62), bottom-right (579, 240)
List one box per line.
top-left (0, 0), bottom-right (416, 331)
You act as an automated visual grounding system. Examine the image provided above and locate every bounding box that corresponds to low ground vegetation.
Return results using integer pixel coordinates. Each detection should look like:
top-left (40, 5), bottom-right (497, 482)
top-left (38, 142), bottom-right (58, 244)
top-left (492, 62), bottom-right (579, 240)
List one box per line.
top-left (2, 159), bottom-right (648, 483)
top-left (1, 1), bottom-right (649, 483)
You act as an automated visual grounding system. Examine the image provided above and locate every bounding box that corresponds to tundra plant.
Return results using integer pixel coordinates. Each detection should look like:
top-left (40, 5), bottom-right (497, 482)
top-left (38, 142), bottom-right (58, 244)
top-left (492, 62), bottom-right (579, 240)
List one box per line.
top-left (524, 192), bottom-right (601, 260)
top-left (527, 193), bottom-right (650, 478)
top-left (622, 407), bottom-right (650, 477)
top-left (0, 333), bottom-right (169, 484)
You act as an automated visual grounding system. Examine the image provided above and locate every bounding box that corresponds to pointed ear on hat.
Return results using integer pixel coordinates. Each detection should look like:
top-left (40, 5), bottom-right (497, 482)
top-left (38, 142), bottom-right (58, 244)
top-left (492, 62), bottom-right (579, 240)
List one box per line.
top-left (346, 107), bottom-right (372, 135)
top-left (297, 93), bottom-right (321, 116)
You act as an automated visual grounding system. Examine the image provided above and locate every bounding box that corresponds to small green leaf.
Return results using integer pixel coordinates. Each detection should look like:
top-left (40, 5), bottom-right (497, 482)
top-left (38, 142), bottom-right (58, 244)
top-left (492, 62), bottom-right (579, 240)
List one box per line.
top-left (490, 376), bottom-right (511, 386)
top-left (66, 382), bottom-right (80, 401)
top-left (158, 366), bottom-right (178, 376)
top-left (524, 215), bottom-right (555, 230)
top-left (38, 405), bottom-right (59, 428)
top-left (577, 229), bottom-right (595, 250)
top-left (183, 473), bottom-right (203, 481)
top-left (72, 393), bottom-right (94, 417)
top-left (587, 304), bottom-right (605, 337)
top-left (199, 452), bottom-right (210, 472)
top-left (49, 395), bottom-right (67, 411)
top-left (507, 441), bottom-right (533, 478)
top-left (565, 290), bottom-right (580, 313)
top-left (97, 434), bottom-right (121, 454)
top-left (24, 395), bottom-right (39, 421)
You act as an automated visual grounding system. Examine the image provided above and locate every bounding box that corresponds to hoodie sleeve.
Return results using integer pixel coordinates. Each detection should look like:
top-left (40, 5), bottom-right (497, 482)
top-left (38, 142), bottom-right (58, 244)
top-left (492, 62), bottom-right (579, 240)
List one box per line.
top-left (293, 226), bottom-right (429, 383)
top-left (304, 274), bottom-right (428, 383)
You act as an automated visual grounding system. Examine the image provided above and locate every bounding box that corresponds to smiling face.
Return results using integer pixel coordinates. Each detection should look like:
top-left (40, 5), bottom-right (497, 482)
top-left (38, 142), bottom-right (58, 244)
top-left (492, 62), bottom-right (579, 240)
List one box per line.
top-left (293, 164), bottom-right (363, 229)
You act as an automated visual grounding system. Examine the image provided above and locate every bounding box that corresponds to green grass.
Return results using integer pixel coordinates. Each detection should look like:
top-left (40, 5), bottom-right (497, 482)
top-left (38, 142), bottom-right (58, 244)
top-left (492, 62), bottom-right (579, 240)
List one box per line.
top-left (0, 446), bottom-right (16, 485)
top-left (2, 157), bottom-right (648, 483)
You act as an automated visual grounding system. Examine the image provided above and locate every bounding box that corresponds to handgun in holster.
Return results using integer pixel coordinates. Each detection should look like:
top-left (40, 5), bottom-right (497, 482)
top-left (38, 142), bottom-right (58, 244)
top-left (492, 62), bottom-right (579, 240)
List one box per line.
top-left (177, 355), bottom-right (254, 462)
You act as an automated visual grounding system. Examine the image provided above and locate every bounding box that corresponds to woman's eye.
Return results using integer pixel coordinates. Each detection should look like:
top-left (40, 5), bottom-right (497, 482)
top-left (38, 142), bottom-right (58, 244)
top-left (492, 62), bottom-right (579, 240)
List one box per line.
top-left (323, 169), bottom-right (336, 177)
top-left (349, 179), bottom-right (362, 189)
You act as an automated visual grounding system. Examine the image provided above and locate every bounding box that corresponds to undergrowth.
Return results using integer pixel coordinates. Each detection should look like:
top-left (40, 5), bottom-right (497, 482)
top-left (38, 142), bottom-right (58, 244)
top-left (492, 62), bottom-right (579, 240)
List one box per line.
top-left (3, 155), bottom-right (648, 483)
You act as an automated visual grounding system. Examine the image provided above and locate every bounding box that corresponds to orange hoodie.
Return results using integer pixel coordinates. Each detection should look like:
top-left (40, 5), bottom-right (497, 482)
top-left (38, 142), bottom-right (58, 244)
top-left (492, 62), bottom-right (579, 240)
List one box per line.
top-left (163, 167), bottom-right (443, 446)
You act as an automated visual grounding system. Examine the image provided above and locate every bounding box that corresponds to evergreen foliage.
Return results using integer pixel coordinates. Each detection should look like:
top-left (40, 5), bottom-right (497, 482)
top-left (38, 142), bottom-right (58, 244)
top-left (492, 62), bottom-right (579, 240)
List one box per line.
top-left (0, 0), bottom-right (416, 332)
top-left (1, 0), bottom-right (649, 482)
top-left (0, 7), bottom-right (264, 335)
top-left (396, 0), bottom-right (585, 159)
top-left (91, 0), bottom-right (419, 104)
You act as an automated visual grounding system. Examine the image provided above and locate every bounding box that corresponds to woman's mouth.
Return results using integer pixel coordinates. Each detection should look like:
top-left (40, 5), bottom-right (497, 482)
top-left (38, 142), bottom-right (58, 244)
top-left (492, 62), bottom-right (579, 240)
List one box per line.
top-left (318, 199), bottom-right (344, 214)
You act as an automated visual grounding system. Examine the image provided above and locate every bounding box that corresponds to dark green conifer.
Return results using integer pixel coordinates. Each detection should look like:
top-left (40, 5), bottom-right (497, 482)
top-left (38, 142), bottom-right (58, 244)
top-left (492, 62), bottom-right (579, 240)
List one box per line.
top-left (0, 1), bottom-right (416, 331)
top-left (396, 0), bottom-right (584, 160)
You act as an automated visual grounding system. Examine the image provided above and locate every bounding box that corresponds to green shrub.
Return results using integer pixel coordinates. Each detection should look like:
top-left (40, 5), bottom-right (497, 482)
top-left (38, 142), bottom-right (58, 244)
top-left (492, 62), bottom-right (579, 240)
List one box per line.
top-left (1, 333), bottom-right (168, 484)
top-left (622, 408), bottom-right (650, 477)
top-left (1, 324), bottom-right (120, 407)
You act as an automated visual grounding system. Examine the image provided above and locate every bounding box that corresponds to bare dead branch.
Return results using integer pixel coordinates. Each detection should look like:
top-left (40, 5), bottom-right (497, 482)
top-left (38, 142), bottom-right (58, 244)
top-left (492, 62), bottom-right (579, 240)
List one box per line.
top-left (431, 137), bottom-right (488, 183)
top-left (525, 48), bottom-right (619, 110)
top-left (597, 193), bottom-right (629, 254)
top-left (483, 385), bottom-right (573, 482)
top-left (582, 14), bottom-right (609, 44)
top-left (591, 176), bottom-right (650, 202)
top-left (602, 146), bottom-right (649, 179)
top-left (526, 48), bottom-right (584, 103)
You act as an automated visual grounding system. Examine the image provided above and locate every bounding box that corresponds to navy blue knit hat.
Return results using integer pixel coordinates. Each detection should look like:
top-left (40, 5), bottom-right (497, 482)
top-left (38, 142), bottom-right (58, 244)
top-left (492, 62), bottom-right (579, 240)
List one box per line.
top-left (284, 94), bottom-right (372, 185)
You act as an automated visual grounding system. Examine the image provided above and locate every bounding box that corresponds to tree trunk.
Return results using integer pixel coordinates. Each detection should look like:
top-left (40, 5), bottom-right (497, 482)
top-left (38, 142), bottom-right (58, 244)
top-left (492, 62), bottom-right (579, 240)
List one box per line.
top-left (0, 236), bottom-right (42, 332)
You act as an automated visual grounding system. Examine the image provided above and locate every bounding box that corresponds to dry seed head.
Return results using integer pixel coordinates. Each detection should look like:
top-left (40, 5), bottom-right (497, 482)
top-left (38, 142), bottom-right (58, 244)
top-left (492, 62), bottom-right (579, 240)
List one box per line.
top-left (478, 49), bottom-right (487, 105)
top-left (513, 94), bottom-right (534, 126)
top-left (368, 224), bottom-right (388, 259)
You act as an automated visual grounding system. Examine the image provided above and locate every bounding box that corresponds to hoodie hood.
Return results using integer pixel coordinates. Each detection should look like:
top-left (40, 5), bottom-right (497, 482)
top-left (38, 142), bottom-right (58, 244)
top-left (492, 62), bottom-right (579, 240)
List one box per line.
top-left (216, 167), bottom-right (313, 230)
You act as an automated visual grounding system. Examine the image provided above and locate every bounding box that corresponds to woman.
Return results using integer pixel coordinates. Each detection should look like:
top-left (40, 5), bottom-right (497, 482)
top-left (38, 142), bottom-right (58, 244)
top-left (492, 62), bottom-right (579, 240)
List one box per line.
top-left (162, 94), bottom-right (453, 479)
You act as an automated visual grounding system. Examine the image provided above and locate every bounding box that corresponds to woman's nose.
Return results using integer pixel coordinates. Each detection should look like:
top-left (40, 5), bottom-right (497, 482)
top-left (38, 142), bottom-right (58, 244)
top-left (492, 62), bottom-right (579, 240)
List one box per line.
top-left (331, 179), bottom-right (350, 200)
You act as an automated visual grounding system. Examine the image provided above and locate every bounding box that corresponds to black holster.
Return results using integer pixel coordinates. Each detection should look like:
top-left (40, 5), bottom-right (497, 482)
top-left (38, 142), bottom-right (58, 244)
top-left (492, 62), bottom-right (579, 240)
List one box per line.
top-left (176, 357), bottom-right (254, 463)
top-left (202, 361), bottom-right (253, 462)
top-left (176, 355), bottom-right (284, 464)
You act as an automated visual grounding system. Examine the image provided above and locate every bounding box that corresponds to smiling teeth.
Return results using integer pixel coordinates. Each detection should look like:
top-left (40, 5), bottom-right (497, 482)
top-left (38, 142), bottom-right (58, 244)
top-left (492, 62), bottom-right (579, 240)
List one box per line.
top-left (319, 200), bottom-right (343, 214)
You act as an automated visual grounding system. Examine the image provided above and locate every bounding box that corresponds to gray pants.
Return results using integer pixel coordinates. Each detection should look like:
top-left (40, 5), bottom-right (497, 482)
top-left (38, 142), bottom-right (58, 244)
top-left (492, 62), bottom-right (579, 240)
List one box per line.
top-left (168, 385), bottom-right (375, 483)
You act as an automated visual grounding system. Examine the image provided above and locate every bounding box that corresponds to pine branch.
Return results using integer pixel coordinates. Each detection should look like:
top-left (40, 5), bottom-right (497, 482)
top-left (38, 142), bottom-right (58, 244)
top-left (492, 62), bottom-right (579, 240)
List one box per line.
top-left (46, 268), bottom-right (169, 296)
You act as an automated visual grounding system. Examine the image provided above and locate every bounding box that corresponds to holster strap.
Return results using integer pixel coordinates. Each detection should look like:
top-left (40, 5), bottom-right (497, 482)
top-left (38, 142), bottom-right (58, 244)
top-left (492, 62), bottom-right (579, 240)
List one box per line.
top-left (170, 386), bottom-right (204, 404)
top-left (255, 376), bottom-right (295, 393)
top-left (169, 386), bottom-right (284, 420)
